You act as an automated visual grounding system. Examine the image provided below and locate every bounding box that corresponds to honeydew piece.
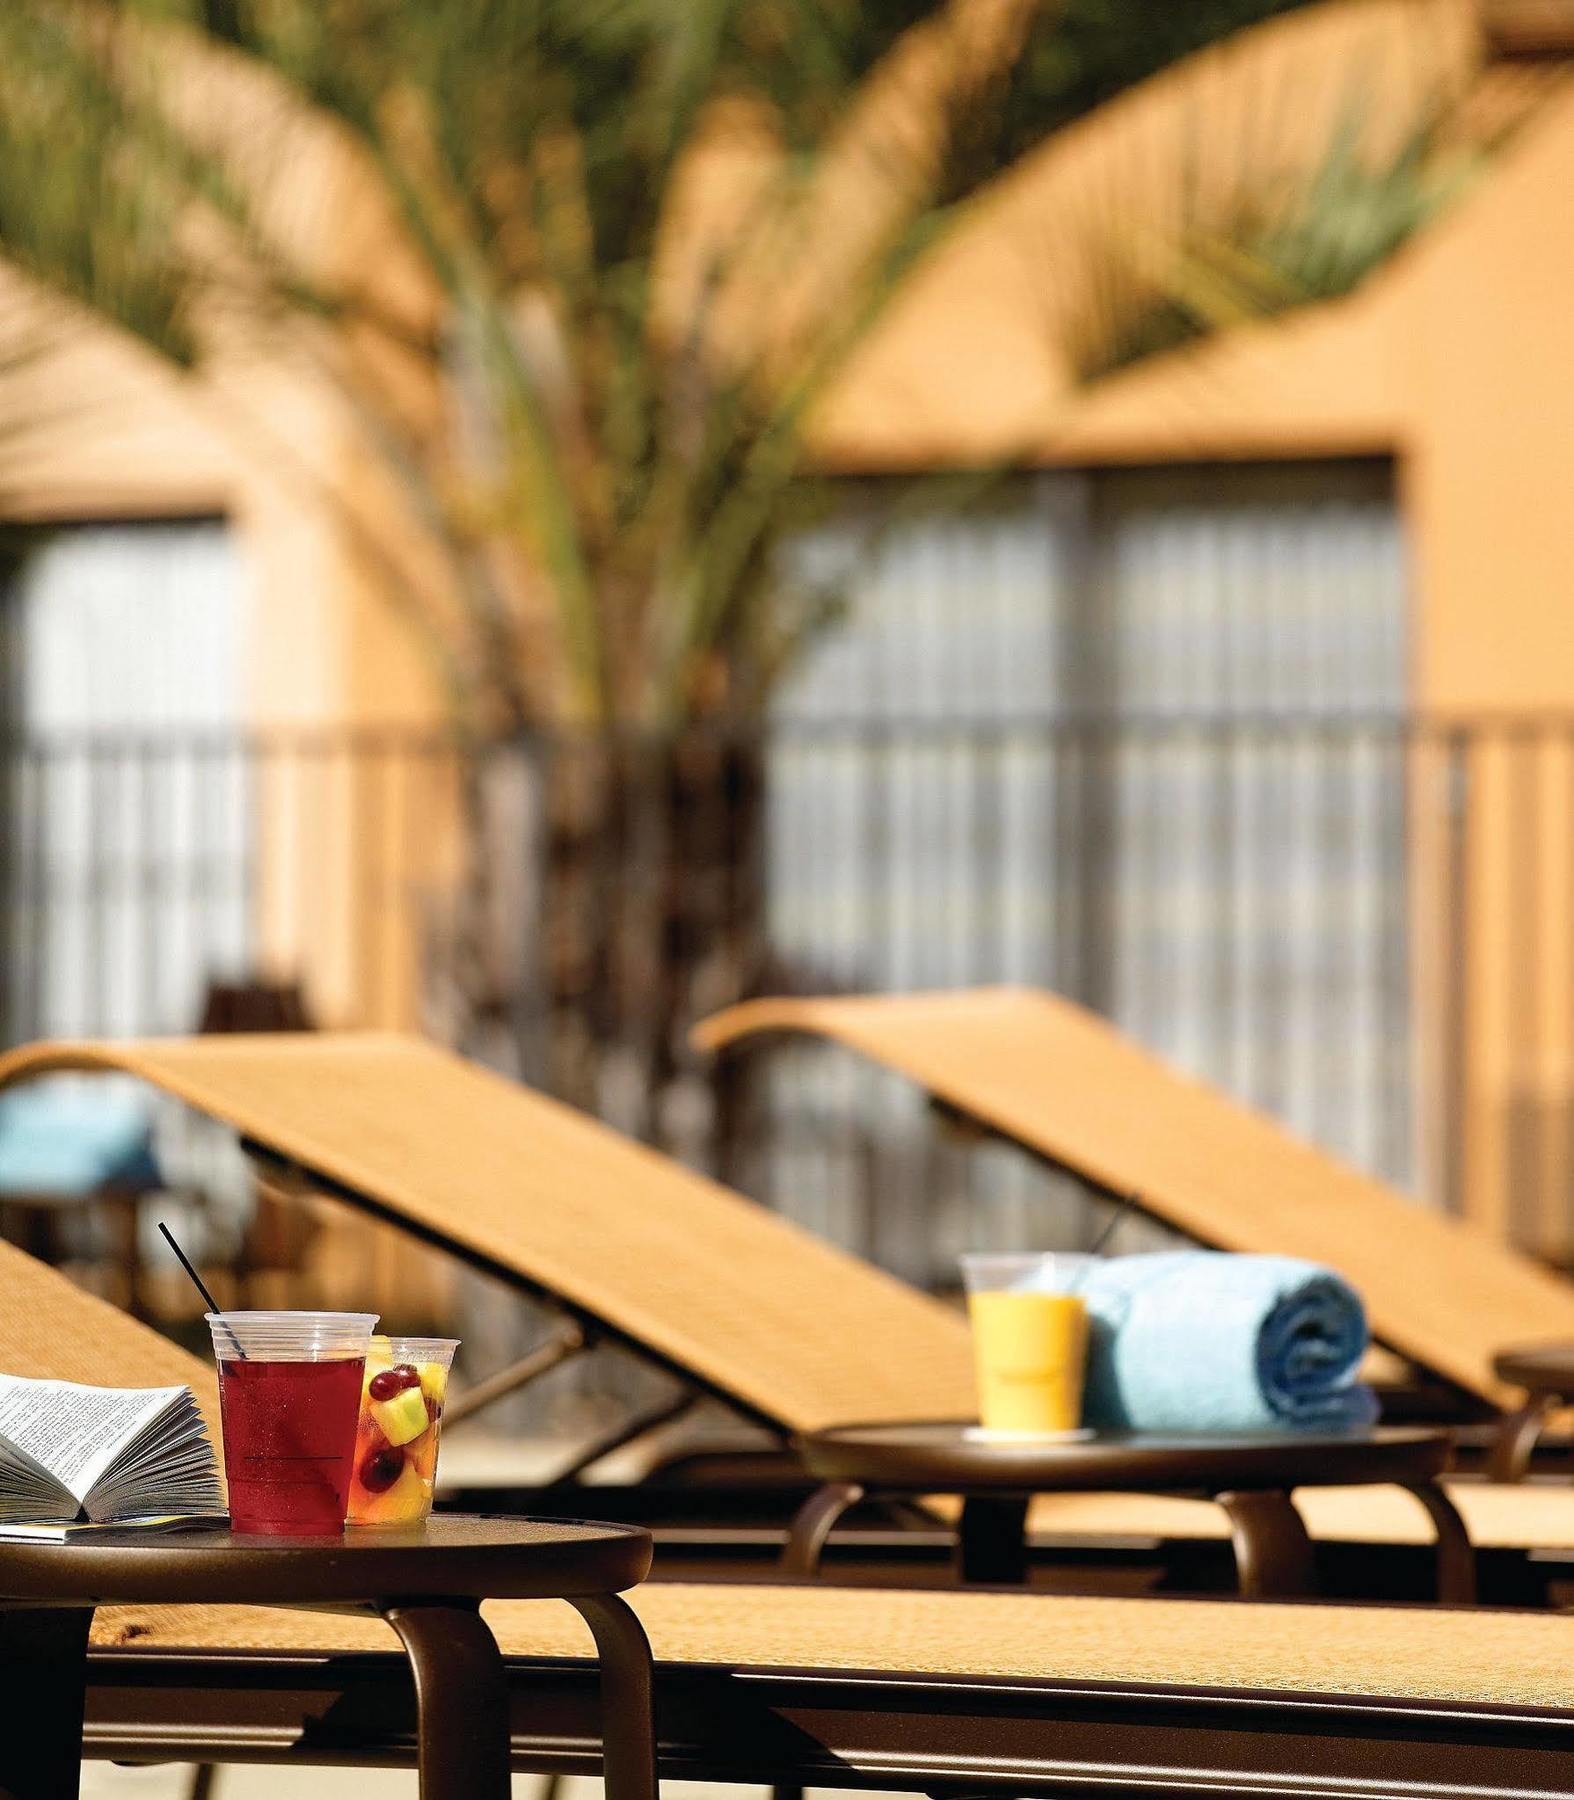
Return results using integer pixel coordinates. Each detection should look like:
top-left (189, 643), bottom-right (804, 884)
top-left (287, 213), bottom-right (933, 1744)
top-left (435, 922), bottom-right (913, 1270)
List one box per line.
top-left (418, 1361), bottom-right (448, 1407)
top-left (370, 1384), bottom-right (431, 1447)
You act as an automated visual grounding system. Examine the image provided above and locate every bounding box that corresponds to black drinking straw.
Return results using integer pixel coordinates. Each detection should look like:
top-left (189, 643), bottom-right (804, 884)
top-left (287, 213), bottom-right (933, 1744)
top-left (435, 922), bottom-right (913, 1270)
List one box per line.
top-left (158, 1221), bottom-right (246, 1359)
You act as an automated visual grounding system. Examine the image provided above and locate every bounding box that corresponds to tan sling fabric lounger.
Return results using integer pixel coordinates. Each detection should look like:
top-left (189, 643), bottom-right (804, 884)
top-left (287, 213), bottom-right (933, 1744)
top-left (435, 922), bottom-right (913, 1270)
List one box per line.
top-left (6, 1244), bottom-right (1563, 1796)
top-left (78, 1586), bottom-right (1574, 1796)
top-left (0, 1236), bottom-right (219, 1429)
top-left (5, 1034), bottom-right (1574, 1562)
top-left (90, 1581), bottom-right (1574, 1708)
top-left (0, 1238), bottom-right (1555, 1756)
top-left (9, 1033), bottom-right (1574, 1565)
top-left (0, 1035), bottom-right (975, 1433)
top-left (1021, 1481), bottom-right (1574, 1552)
top-left (698, 988), bottom-right (1574, 1408)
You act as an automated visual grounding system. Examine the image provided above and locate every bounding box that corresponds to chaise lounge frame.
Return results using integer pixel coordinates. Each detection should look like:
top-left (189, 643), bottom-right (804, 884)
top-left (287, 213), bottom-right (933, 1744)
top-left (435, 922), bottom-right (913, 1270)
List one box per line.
top-left (2, 1118), bottom-right (1574, 1800)
top-left (2, 1031), bottom-right (1572, 1595)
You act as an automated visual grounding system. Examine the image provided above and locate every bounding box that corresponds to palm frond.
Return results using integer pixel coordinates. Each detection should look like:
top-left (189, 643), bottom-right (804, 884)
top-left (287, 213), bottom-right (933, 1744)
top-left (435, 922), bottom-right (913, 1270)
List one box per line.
top-left (0, 0), bottom-right (1502, 733)
top-left (1055, 50), bottom-right (1525, 385)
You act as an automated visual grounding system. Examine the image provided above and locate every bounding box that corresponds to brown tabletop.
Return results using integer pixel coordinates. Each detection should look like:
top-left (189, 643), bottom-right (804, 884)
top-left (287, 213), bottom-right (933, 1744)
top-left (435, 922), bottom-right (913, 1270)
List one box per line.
top-left (1493, 1345), bottom-right (1574, 1393)
top-left (786, 1422), bottom-right (1471, 1602)
top-left (1488, 1345), bottom-right (1574, 1481)
top-left (0, 1513), bottom-right (650, 1605)
top-left (801, 1423), bottom-right (1452, 1492)
top-left (0, 1514), bottom-right (656, 1800)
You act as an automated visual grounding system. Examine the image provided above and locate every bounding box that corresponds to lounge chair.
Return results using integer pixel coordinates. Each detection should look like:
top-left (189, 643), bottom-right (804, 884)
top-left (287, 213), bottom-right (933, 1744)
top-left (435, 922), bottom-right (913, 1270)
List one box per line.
top-left (0, 1033), bottom-right (1570, 1596)
top-left (0, 1231), bottom-right (218, 1414)
top-left (0, 1034), bottom-right (978, 1437)
top-left (86, 1578), bottom-right (1574, 1798)
top-left (0, 1226), bottom-right (1562, 1799)
top-left (698, 987), bottom-right (1574, 1431)
top-left (12, 1218), bottom-right (1574, 1800)
top-left (0, 1080), bottom-right (162, 1318)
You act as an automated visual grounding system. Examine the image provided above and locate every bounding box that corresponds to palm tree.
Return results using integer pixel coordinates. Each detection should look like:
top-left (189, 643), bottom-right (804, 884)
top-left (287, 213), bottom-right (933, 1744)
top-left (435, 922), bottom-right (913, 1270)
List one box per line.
top-left (0, 1), bottom-right (1060, 725)
top-left (0, 0), bottom-right (1507, 1127)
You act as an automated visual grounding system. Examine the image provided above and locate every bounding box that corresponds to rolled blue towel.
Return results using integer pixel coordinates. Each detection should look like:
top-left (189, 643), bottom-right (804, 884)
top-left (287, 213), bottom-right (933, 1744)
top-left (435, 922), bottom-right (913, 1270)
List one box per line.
top-left (1071, 1251), bottom-right (1378, 1433)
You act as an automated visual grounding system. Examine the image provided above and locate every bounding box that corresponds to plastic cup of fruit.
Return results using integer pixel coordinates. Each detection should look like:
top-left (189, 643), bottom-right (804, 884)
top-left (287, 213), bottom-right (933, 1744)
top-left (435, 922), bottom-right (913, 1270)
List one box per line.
top-left (206, 1310), bottom-right (380, 1535)
top-left (346, 1335), bottom-right (461, 1527)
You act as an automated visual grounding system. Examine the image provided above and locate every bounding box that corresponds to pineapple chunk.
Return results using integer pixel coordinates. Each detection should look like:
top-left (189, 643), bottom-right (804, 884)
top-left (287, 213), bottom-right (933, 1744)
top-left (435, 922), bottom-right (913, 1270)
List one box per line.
top-left (419, 1361), bottom-right (448, 1408)
top-left (352, 1457), bottom-right (429, 1526)
top-left (370, 1384), bottom-right (430, 1447)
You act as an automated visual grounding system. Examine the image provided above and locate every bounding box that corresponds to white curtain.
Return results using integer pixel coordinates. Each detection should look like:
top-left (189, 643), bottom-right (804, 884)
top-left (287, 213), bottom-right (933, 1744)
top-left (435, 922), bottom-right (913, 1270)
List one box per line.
top-left (4, 518), bottom-right (252, 1039)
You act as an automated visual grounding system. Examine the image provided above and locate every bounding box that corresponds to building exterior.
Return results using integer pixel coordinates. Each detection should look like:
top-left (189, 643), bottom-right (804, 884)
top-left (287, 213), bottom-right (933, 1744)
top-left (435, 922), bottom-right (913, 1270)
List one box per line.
top-left (2, 0), bottom-right (1574, 1257)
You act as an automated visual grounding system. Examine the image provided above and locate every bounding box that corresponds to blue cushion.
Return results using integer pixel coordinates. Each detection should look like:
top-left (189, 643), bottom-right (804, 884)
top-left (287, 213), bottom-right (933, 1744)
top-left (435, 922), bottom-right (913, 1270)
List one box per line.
top-left (0, 1087), bottom-right (160, 1197)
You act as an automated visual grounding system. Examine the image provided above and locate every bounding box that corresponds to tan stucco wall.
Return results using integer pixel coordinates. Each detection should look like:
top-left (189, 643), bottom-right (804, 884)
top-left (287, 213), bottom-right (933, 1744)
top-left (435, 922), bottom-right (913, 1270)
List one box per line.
top-left (3, 0), bottom-right (1574, 1249)
top-left (1398, 88), bottom-right (1574, 713)
top-left (4, 0), bottom-right (1563, 725)
top-left (810, 0), bottom-right (1452, 469)
top-left (0, 268), bottom-right (358, 730)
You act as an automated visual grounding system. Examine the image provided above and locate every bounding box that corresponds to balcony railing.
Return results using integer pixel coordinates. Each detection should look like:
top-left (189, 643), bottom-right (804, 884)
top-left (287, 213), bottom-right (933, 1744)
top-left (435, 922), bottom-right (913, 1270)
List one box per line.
top-left (0, 713), bottom-right (1568, 1314)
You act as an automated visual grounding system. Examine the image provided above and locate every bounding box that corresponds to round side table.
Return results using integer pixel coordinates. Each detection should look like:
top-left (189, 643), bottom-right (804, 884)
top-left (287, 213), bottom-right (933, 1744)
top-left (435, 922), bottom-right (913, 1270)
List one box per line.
top-left (786, 1423), bottom-right (1473, 1602)
top-left (0, 1514), bottom-right (655, 1800)
top-left (1490, 1345), bottom-right (1574, 1481)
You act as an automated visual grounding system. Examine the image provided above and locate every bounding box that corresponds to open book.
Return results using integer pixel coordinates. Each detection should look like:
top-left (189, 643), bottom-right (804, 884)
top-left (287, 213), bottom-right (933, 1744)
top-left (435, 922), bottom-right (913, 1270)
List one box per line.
top-left (0, 1374), bottom-right (223, 1536)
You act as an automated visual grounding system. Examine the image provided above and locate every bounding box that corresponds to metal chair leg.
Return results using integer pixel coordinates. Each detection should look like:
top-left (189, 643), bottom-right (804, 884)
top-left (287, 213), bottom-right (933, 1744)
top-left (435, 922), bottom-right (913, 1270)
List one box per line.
top-left (781, 1481), bottom-right (865, 1576)
top-left (380, 1600), bottom-right (511, 1800)
top-left (1490, 1395), bottom-right (1555, 1483)
top-left (0, 1604), bottom-right (94, 1800)
top-left (568, 1593), bottom-right (658, 1800)
top-left (1217, 1489), bottom-right (1317, 1598)
top-left (1405, 1479), bottom-right (1477, 1605)
top-left (958, 1496), bottom-right (1031, 1584)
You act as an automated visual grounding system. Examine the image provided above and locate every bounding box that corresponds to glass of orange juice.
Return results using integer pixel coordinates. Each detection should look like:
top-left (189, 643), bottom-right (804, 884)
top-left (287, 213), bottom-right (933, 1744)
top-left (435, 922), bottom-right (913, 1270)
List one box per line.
top-left (961, 1253), bottom-right (1093, 1438)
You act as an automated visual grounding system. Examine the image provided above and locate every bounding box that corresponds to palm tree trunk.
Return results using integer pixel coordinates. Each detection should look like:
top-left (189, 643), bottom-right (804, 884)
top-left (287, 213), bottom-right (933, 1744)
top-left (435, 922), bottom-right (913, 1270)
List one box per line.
top-left (446, 726), bottom-right (769, 1172)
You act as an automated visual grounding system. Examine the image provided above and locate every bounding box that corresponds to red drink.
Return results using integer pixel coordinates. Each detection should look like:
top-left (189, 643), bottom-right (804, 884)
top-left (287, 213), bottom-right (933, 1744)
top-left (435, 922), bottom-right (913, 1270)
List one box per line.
top-left (217, 1356), bottom-right (367, 1534)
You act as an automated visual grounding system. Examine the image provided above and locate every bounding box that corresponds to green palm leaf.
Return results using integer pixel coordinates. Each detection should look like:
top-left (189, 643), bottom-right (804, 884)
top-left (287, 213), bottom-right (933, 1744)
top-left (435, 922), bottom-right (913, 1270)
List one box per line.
top-left (0, 0), bottom-right (1508, 728)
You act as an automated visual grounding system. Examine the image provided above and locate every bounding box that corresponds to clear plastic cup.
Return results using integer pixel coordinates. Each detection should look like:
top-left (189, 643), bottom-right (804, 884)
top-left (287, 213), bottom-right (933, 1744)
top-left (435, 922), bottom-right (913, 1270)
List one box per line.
top-left (346, 1336), bottom-right (460, 1527)
top-left (960, 1253), bottom-right (1093, 1436)
top-left (206, 1310), bottom-right (379, 1535)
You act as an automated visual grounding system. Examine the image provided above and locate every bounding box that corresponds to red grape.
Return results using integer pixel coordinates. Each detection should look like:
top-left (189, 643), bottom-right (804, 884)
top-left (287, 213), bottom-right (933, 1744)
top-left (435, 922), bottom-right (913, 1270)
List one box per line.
top-left (368, 1369), bottom-right (404, 1402)
top-left (360, 1445), bottom-right (405, 1493)
top-left (391, 1364), bottom-right (422, 1391)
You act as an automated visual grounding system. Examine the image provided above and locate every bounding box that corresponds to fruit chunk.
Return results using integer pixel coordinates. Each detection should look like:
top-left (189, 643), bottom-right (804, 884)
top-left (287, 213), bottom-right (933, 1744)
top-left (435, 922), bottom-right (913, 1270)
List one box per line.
top-left (370, 1384), bottom-right (431, 1447)
top-left (406, 1430), bottom-right (439, 1483)
top-left (359, 1444), bottom-right (405, 1493)
top-left (370, 1364), bottom-right (422, 1401)
top-left (351, 1455), bottom-right (428, 1525)
top-left (418, 1361), bottom-right (448, 1407)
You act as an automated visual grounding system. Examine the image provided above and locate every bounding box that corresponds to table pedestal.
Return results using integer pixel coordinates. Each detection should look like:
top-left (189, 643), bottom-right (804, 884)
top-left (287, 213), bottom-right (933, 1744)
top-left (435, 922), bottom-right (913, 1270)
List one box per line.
top-left (784, 1425), bottom-right (1475, 1603)
top-left (0, 1516), bottom-right (657, 1800)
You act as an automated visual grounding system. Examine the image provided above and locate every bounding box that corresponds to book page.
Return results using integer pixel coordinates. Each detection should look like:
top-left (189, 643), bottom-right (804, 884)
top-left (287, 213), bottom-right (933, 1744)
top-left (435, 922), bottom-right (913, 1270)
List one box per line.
top-left (0, 1376), bottom-right (181, 1507)
top-left (81, 1391), bottom-right (223, 1522)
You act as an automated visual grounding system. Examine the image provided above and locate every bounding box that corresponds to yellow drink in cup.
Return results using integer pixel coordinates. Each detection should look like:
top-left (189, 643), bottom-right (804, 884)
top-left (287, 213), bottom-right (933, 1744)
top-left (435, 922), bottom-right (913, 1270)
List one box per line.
top-left (961, 1254), bottom-right (1093, 1436)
